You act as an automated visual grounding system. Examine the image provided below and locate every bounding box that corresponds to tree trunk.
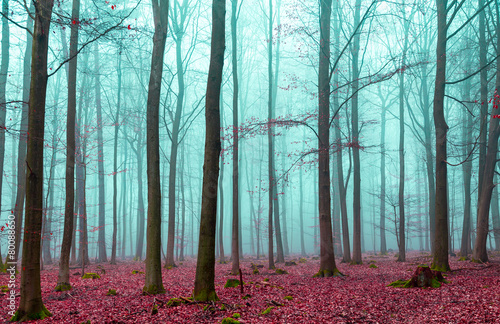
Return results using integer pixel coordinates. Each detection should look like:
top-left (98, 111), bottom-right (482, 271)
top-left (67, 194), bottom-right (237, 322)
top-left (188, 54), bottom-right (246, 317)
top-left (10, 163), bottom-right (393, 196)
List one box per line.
top-left (478, 0), bottom-right (488, 202)
top-left (460, 67), bottom-right (473, 257)
top-left (56, 0), bottom-right (80, 291)
top-left (491, 174), bottom-right (500, 250)
top-left (179, 144), bottom-right (186, 261)
top-left (231, 0), bottom-right (240, 275)
top-left (351, 0), bottom-right (362, 265)
top-left (267, 0), bottom-right (275, 270)
top-left (219, 129), bottom-right (225, 263)
top-left (193, 0), bottom-right (225, 302)
top-left (431, 0), bottom-right (450, 272)
top-left (94, 43), bottom-right (108, 263)
top-left (473, 2), bottom-right (500, 262)
top-left (144, 0), bottom-right (168, 295)
top-left (0, 1), bottom-right (9, 264)
top-left (13, 0), bottom-right (54, 320)
top-left (135, 132), bottom-right (145, 261)
top-left (316, 0), bottom-right (339, 277)
top-left (121, 141), bottom-right (128, 259)
top-left (111, 49), bottom-right (123, 265)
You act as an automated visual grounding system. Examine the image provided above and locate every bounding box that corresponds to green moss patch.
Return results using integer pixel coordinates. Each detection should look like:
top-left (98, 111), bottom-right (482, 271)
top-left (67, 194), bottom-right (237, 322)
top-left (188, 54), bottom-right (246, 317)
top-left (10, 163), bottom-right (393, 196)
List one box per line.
top-left (242, 294), bottom-right (251, 300)
top-left (275, 268), bottom-right (288, 275)
top-left (106, 289), bottom-right (117, 296)
top-left (369, 264), bottom-right (378, 269)
top-left (313, 268), bottom-right (344, 278)
top-left (388, 265), bottom-right (448, 288)
top-left (0, 285), bottom-right (9, 293)
top-left (166, 298), bottom-right (185, 307)
top-left (284, 261), bottom-right (297, 266)
top-left (232, 313), bottom-right (241, 318)
top-left (131, 270), bottom-right (144, 274)
top-left (221, 317), bottom-right (240, 324)
top-left (224, 278), bottom-right (243, 288)
top-left (260, 306), bottom-right (274, 315)
top-left (54, 283), bottom-right (72, 291)
top-left (284, 296), bottom-right (293, 300)
top-left (82, 273), bottom-right (100, 279)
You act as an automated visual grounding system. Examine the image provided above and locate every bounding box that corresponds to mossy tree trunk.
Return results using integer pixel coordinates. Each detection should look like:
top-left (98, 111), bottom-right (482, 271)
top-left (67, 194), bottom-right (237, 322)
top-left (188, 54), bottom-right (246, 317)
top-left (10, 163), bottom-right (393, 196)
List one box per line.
top-left (144, 0), bottom-right (168, 295)
top-left (13, 0), bottom-right (55, 320)
top-left (193, 0), bottom-right (225, 302)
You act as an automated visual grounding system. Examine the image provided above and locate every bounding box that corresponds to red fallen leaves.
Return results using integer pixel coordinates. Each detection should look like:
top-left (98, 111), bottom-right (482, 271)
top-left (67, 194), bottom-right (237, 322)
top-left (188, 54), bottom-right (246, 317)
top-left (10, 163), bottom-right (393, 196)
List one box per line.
top-left (1, 251), bottom-right (499, 323)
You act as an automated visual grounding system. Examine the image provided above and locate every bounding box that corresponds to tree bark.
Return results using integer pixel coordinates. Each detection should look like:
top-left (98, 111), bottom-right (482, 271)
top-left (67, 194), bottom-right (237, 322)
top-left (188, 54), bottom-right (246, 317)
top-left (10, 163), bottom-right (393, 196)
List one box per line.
top-left (473, 2), bottom-right (500, 262)
top-left (351, 0), bottom-right (362, 265)
top-left (13, 0), bottom-right (54, 320)
top-left (111, 48), bottom-right (123, 265)
top-left (231, 0), bottom-right (240, 275)
top-left (144, 0), bottom-right (168, 294)
top-left (57, 0), bottom-right (80, 291)
top-left (13, 2), bottom-right (34, 263)
top-left (193, 0), bottom-right (225, 302)
top-left (0, 1), bottom-right (9, 262)
top-left (95, 42), bottom-right (108, 263)
top-left (431, 0), bottom-right (450, 272)
top-left (316, 0), bottom-right (339, 277)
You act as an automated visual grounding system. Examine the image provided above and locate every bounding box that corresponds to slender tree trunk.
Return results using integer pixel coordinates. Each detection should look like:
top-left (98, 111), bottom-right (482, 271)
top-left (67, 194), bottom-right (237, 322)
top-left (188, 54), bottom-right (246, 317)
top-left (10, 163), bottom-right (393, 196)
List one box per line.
top-left (179, 144), bottom-right (186, 261)
top-left (13, 1), bottom-right (34, 264)
top-left (0, 0), bottom-right (9, 263)
top-left (460, 71), bottom-right (473, 257)
top-left (473, 3), bottom-right (500, 262)
top-left (57, 0), bottom-right (80, 291)
top-left (316, 0), bottom-right (339, 277)
top-left (478, 0), bottom-right (488, 202)
top-left (111, 49), bottom-right (123, 265)
top-left (231, 0), bottom-right (240, 275)
top-left (299, 164), bottom-right (306, 256)
top-left (144, 0), bottom-right (168, 294)
top-left (351, 0), bottom-right (362, 265)
top-left (135, 133), bottom-right (145, 261)
top-left (193, 0), bottom-right (225, 302)
top-left (431, 0), bottom-right (450, 272)
top-left (121, 140), bottom-right (128, 259)
top-left (267, 0), bottom-right (275, 270)
top-left (13, 0), bottom-right (55, 320)
top-left (281, 136), bottom-right (289, 256)
top-left (397, 13), bottom-right (409, 261)
top-left (94, 43), bottom-right (108, 263)
top-left (218, 131), bottom-right (225, 263)
top-left (491, 173), bottom-right (500, 250)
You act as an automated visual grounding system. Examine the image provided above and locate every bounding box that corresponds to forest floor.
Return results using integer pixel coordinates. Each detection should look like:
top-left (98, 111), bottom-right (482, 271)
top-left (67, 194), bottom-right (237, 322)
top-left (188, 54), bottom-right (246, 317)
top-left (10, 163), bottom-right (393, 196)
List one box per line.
top-left (1, 251), bottom-right (499, 323)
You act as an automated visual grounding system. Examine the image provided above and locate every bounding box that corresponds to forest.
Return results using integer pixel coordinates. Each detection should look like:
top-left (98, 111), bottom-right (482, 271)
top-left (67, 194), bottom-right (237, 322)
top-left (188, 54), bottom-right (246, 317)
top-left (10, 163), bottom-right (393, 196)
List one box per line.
top-left (0, 0), bottom-right (500, 322)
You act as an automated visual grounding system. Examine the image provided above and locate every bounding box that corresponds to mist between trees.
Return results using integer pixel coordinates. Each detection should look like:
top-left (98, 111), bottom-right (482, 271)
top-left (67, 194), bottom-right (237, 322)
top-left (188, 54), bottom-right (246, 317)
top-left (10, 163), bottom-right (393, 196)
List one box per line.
top-left (0, 0), bottom-right (500, 318)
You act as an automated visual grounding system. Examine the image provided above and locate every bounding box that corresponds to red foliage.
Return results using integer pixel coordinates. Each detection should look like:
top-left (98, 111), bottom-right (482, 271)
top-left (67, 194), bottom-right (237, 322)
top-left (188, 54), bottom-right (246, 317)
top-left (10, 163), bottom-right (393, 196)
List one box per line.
top-left (1, 252), bottom-right (499, 323)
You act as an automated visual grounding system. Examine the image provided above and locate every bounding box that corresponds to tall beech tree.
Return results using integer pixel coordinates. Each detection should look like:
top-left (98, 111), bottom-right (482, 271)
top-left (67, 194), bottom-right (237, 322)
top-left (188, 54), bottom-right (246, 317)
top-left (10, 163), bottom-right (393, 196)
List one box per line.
top-left (0, 1), bottom-right (9, 251)
top-left (144, 0), bottom-right (168, 295)
top-left (193, 0), bottom-right (225, 301)
top-left (431, 0), bottom-right (450, 272)
top-left (95, 43), bottom-right (108, 263)
top-left (56, 0), bottom-right (81, 292)
top-left (473, 1), bottom-right (500, 263)
top-left (230, 0), bottom-right (240, 276)
top-left (12, 0), bottom-right (55, 320)
top-left (316, 0), bottom-right (340, 277)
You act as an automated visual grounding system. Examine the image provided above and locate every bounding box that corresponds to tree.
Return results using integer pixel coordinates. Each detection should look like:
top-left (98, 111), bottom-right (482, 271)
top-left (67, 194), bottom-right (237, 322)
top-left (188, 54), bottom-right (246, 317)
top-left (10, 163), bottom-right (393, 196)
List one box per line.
top-left (193, 0), bottom-right (225, 302)
top-left (316, 0), bottom-right (340, 277)
top-left (473, 1), bottom-right (500, 262)
top-left (351, 0), bottom-right (362, 265)
top-left (0, 2), bottom-right (9, 261)
top-left (431, 0), bottom-right (450, 272)
top-left (56, 0), bottom-right (81, 292)
top-left (12, 0), bottom-right (55, 320)
top-left (144, 0), bottom-right (168, 295)
top-left (230, 0), bottom-right (240, 276)
top-left (95, 42), bottom-right (108, 263)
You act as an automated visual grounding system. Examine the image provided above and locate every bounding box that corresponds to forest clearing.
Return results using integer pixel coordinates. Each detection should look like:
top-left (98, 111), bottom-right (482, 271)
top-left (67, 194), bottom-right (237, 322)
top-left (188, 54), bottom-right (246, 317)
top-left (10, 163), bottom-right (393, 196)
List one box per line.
top-left (2, 251), bottom-right (499, 323)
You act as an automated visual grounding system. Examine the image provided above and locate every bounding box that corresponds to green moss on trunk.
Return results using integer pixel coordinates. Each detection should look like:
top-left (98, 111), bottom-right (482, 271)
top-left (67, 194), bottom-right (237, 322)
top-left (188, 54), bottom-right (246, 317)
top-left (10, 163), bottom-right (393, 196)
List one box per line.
top-left (54, 283), bottom-right (72, 291)
top-left (193, 289), bottom-right (219, 302)
top-left (142, 284), bottom-right (165, 295)
top-left (11, 305), bottom-right (52, 321)
top-left (313, 268), bottom-right (344, 278)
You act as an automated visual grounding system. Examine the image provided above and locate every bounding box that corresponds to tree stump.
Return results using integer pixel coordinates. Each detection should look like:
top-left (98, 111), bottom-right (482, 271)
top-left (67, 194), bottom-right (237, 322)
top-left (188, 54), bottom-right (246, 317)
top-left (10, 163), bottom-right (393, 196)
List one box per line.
top-left (389, 265), bottom-right (447, 288)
